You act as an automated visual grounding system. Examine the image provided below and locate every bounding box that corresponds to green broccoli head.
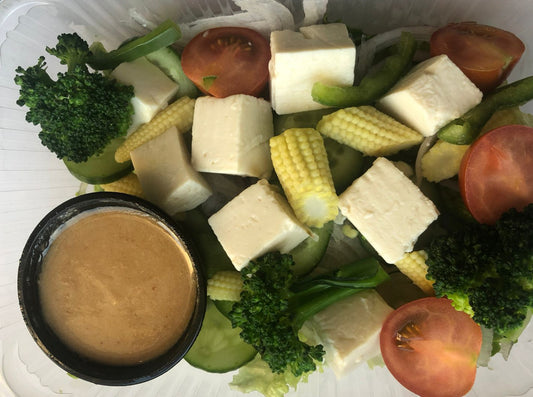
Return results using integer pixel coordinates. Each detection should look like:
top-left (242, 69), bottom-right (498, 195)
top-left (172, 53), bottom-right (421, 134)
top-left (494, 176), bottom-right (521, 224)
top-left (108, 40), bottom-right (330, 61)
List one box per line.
top-left (427, 204), bottom-right (533, 336)
top-left (15, 37), bottom-right (134, 163)
top-left (46, 33), bottom-right (91, 72)
top-left (230, 252), bottom-right (325, 377)
top-left (445, 292), bottom-right (474, 317)
top-left (229, 252), bottom-right (389, 378)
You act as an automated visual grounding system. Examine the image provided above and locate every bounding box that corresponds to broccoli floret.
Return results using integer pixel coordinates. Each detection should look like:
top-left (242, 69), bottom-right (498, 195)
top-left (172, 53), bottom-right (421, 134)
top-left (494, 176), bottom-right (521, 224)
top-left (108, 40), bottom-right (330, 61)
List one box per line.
top-left (427, 204), bottom-right (533, 338)
top-left (46, 33), bottom-right (91, 72)
top-left (14, 34), bottom-right (134, 163)
top-left (229, 252), bottom-right (389, 377)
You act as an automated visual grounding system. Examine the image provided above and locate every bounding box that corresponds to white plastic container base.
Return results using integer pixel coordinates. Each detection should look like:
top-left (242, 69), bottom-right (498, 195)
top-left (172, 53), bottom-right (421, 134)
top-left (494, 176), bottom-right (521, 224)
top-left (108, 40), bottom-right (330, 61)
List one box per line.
top-left (1, 1), bottom-right (532, 396)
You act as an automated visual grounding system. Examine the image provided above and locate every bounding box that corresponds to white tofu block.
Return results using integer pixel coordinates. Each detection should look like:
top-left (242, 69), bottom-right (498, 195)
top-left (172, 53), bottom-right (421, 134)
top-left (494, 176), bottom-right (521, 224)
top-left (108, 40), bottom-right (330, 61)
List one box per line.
top-left (111, 57), bottom-right (179, 133)
top-left (301, 290), bottom-right (393, 378)
top-left (338, 157), bottom-right (439, 264)
top-left (131, 127), bottom-right (212, 215)
top-left (208, 179), bottom-right (310, 270)
top-left (378, 54), bottom-right (482, 137)
top-left (191, 95), bottom-right (274, 179)
top-left (269, 23), bottom-right (356, 115)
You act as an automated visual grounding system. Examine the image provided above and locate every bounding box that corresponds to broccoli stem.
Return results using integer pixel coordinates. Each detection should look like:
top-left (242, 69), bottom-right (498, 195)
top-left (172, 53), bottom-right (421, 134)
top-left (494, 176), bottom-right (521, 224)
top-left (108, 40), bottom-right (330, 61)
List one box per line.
top-left (437, 76), bottom-right (533, 144)
top-left (311, 31), bottom-right (417, 107)
top-left (289, 257), bottom-right (389, 330)
top-left (88, 20), bottom-right (181, 70)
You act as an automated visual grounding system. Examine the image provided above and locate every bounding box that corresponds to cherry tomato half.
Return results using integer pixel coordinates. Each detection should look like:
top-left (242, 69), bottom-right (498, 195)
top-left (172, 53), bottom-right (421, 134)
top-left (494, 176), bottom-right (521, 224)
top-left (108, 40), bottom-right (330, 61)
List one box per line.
top-left (380, 297), bottom-right (482, 397)
top-left (430, 22), bottom-right (525, 92)
top-left (459, 124), bottom-right (533, 225)
top-left (181, 27), bottom-right (270, 98)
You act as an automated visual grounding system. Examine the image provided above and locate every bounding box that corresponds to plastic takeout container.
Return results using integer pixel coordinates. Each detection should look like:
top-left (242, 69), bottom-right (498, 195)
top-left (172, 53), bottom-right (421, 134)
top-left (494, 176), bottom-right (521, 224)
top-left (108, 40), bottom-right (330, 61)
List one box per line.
top-left (1, 0), bottom-right (532, 396)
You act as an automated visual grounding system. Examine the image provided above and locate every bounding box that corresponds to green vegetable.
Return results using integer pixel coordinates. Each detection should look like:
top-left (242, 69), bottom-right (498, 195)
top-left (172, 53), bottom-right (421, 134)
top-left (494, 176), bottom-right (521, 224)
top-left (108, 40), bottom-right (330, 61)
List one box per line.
top-left (87, 19), bottom-right (181, 70)
top-left (229, 252), bottom-right (389, 377)
top-left (185, 299), bottom-right (256, 373)
top-left (437, 76), bottom-right (533, 144)
top-left (14, 34), bottom-right (134, 163)
top-left (63, 136), bottom-right (133, 184)
top-left (311, 31), bottom-right (417, 107)
top-left (289, 221), bottom-right (333, 277)
top-left (177, 209), bottom-right (234, 278)
top-left (323, 137), bottom-right (364, 193)
top-left (426, 204), bottom-right (533, 341)
top-left (230, 354), bottom-right (312, 397)
top-left (145, 46), bottom-right (199, 98)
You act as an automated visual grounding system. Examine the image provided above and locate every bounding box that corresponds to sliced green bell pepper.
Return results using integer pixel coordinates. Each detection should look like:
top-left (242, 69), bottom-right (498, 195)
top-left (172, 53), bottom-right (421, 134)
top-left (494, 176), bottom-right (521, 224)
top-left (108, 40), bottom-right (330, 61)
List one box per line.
top-left (311, 31), bottom-right (417, 108)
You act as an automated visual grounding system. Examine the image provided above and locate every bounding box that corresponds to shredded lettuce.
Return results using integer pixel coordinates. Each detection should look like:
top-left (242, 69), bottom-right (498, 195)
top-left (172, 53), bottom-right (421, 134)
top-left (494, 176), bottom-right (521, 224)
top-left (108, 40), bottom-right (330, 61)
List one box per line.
top-left (230, 355), bottom-right (315, 397)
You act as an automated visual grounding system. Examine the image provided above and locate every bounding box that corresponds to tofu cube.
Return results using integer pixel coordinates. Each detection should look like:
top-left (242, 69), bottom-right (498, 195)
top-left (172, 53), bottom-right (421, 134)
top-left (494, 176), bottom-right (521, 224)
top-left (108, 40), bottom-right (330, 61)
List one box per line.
top-left (338, 157), bottom-right (439, 264)
top-left (300, 290), bottom-right (393, 378)
top-left (378, 54), bottom-right (482, 137)
top-left (208, 179), bottom-right (310, 270)
top-left (269, 23), bottom-right (356, 115)
top-left (191, 94), bottom-right (274, 179)
top-left (111, 57), bottom-right (179, 133)
top-left (131, 126), bottom-right (212, 215)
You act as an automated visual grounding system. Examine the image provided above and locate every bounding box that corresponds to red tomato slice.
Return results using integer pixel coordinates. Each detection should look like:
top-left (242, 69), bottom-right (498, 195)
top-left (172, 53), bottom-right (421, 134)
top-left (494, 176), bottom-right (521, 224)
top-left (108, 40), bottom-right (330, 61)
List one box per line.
top-left (380, 297), bottom-right (482, 397)
top-left (181, 27), bottom-right (270, 98)
top-left (430, 22), bottom-right (525, 92)
top-left (459, 125), bottom-right (533, 225)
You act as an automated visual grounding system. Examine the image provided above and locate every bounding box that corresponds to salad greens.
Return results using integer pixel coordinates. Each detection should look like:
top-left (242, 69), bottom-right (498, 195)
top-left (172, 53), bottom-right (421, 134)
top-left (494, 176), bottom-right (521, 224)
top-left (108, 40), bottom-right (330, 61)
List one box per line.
top-left (229, 253), bottom-right (389, 377)
top-left (14, 19), bottom-right (181, 164)
top-left (14, 33), bottom-right (135, 163)
top-left (438, 76), bottom-right (533, 144)
top-left (311, 31), bottom-right (417, 107)
top-left (87, 19), bottom-right (182, 70)
top-left (13, 9), bottom-right (533, 397)
top-left (427, 204), bottom-right (533, 342)
top-left (230, 354), bottom-right (312, 397)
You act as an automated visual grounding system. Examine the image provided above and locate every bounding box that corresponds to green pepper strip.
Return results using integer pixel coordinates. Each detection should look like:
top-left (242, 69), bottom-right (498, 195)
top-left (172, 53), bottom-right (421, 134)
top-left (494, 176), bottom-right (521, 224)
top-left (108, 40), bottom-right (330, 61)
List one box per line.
top-left (311, 31), bottom-right (417, 108)
top-left (88, 20), bottom-right (181, 70)
top-left (437, 76), bottom-right (533, 144)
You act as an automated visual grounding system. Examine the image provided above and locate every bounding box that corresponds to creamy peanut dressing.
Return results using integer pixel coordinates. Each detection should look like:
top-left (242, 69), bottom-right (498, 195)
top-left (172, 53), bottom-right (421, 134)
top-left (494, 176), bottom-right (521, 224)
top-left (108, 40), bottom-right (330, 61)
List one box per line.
top-left (39, 209), bottom-right (197, 366)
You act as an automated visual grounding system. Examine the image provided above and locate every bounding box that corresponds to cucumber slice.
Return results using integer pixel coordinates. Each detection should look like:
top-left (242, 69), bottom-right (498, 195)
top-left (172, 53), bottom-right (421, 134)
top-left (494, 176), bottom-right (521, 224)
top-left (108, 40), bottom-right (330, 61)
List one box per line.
top-left (63, 137), bottom-right (133, 184)
top-left (289, 221), bottom-right (333, 277)
top-left (323, 137), bottom-right (364, 194)
top-left (145, 47), bottom-right (199, 98)
top-left (178, 209), bottom-right (234, 278)
top-left (185, 299), bottom-right (256, 373)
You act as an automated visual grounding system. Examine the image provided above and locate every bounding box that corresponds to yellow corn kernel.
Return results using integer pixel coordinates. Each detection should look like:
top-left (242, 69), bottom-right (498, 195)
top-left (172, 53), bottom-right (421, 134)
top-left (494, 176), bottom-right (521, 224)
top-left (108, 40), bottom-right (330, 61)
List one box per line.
top-left (270, 128), bottom-right (339, 228)
top-left (421, 139), bottom-right (470, 182)
top-left (100, 173), bottom-right (144, 198)
top-left (115, 96), bottom-right (195, 163)
top-left (207, 270), bottom-right (243, 302)
top-left (394, 250), bottom-right (434, 295)
top-left (316, 106), bottom-right (423, 156)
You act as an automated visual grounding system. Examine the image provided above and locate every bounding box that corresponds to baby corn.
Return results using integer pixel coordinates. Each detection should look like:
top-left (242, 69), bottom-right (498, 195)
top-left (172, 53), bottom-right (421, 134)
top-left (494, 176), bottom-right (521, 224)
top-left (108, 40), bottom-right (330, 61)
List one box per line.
top-left (100, 172), bottom-right (144, 198)
top-left (270, 128), bottom-right (338, 228)
top-left (316, 106), bottom-right (423, 156)
top-left (394, 250), bottom-right (434, 295)
top-left (207, 270), bottom-right (243, 302)
top-left (115, 96), bottom-right (195, 163)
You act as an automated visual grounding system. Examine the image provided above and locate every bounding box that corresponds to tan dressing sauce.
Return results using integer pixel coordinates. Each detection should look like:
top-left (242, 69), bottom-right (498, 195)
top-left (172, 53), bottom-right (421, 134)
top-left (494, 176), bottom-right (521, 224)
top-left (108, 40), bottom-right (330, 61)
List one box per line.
top-left (39, 209), bottom-right (197, 366)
